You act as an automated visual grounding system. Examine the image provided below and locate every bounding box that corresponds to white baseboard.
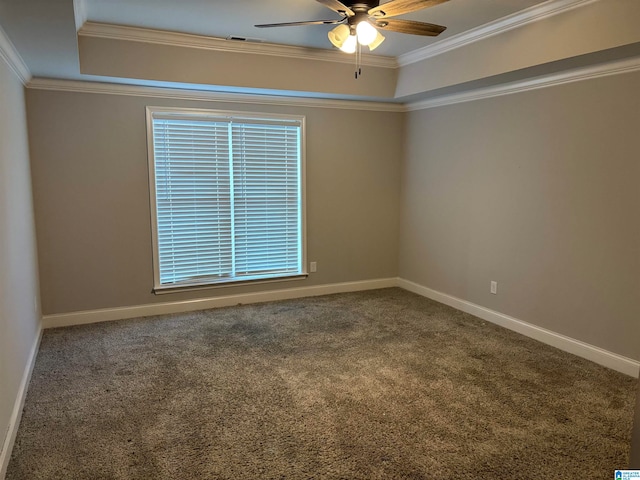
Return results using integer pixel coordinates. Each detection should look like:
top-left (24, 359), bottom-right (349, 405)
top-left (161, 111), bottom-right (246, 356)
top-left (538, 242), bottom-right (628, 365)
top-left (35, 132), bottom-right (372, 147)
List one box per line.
top-left (41, 276), bottom-right (639, 378)
top-left (42, 278), bottom-right (398, 329)
top-left (0, 324), bottom-right (42, 479)
top-left (397, 278), bottom-right (640, 378)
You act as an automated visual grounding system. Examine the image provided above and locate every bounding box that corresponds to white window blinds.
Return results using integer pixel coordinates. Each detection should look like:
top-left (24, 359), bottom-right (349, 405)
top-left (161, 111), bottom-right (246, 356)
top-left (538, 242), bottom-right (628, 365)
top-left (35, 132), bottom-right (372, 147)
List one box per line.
top-left (148, 108), bottom-right (305, 290)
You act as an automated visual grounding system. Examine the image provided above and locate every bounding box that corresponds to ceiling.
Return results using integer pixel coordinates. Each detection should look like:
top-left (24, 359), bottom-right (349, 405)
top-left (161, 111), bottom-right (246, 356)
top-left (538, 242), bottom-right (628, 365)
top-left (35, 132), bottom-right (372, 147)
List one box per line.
top-left (83, 0), bottom-right (545, 57)
top-left (0, 0), bottom-right (547, 81)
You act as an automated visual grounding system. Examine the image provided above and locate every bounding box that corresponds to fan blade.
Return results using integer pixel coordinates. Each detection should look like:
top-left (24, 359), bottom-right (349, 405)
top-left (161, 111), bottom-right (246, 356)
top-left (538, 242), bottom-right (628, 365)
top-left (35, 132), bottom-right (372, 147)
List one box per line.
top-left (375, 19), bottom-right (446, 36)
top-left (255, 19), bottom-right (345, 28)
top-left (369, 0), bottom-right (448, 18)
top-left (315, 0), bottom-right (355, 17)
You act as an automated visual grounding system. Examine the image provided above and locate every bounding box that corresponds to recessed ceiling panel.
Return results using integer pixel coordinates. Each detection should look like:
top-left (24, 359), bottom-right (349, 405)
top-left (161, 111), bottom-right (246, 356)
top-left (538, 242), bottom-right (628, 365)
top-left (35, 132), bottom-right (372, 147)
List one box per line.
top-left (84, 0), bottom-right (547, 57)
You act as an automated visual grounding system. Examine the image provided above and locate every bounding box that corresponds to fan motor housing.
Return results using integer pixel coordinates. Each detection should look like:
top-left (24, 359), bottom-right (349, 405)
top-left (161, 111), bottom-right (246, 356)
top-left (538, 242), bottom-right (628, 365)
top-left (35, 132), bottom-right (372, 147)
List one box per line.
top-left (344, 1), bottom-right (380, 12)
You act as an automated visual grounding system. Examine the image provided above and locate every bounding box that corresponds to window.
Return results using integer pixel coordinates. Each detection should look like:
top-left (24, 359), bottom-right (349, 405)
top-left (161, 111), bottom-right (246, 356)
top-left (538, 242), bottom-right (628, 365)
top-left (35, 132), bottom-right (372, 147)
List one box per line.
top-left (146, 107), bottom-right (306, 292)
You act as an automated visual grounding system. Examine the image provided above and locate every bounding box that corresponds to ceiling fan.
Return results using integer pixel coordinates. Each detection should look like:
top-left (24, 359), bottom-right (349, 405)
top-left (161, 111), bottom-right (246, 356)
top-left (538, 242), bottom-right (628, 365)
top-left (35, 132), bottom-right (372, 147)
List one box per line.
top-left (255, 0), bottom-right (449, 54)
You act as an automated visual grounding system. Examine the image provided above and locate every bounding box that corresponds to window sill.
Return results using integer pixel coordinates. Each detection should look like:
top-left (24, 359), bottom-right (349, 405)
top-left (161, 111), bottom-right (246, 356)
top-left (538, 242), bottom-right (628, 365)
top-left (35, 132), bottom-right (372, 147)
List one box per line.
top-left (152, 273), bottom-right (309, 295)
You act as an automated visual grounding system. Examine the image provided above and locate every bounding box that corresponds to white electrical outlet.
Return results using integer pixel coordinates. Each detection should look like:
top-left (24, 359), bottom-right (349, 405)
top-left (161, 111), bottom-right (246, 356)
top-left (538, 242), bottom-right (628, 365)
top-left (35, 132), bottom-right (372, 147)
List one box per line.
top-left (310, 261), bottom-right (317, 273)
top-left (490, 281), bottom-right (497, 295)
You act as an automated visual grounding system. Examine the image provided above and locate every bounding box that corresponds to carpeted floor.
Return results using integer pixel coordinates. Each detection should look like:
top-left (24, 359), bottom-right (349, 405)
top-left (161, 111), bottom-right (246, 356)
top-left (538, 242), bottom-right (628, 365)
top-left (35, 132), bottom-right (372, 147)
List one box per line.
top-left (7, 288), bottom-right (637, 479)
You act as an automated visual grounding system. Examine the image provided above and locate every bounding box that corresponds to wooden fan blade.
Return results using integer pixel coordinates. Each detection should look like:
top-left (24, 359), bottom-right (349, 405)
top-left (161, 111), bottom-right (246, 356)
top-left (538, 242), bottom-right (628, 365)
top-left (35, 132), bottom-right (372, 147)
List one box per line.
top-left (369, 0), bottom-right (448, 18)
top-left (375, 18), bottom-right (446, 36)
top-left (255, 19), bottom-right (345, 28)
top-left (315, 0), bottom-right (355, 17)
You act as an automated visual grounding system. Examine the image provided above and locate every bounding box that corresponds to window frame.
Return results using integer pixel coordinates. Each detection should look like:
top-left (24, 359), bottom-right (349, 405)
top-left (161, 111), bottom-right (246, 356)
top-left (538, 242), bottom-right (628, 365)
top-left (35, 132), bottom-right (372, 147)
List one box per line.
top-left (146, 106), bottom-right (307, 294)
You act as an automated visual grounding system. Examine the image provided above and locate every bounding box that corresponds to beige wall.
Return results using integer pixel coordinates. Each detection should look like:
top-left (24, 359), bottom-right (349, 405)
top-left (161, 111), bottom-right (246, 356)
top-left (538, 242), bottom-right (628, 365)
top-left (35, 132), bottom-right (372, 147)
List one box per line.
top-left (0, 56), bottom-right (41, 471)
top-left (399, 71), bottom-right (640, 360)
top-left (25, 89), bottom-right (402, 315)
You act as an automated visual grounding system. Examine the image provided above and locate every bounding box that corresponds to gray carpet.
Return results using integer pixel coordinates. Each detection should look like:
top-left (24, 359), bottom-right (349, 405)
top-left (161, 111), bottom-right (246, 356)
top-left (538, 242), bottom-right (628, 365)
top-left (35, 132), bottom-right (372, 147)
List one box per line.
top-left (7, 288), bottom-right (637, 479)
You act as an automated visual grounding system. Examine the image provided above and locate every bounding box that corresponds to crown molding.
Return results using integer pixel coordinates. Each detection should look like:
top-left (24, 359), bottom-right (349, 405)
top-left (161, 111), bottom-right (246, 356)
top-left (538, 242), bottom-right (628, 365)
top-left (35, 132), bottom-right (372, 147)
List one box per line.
top-left (406, 55), bottom-right (640, 111)
top-left (26, 78), bottom-right (406, 112)
top-left (0, 25), bottom-right (31, 85)
top-left (398, 0), bottom-right (599, 67)
top-left (79, 22), bottom-right (398, 69)
top-left (28, 53), bottom-right (640, 113)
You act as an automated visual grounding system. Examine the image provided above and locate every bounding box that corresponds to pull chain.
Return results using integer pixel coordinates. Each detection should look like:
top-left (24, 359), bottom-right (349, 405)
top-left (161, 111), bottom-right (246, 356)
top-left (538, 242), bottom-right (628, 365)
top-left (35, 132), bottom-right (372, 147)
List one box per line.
top-left (355, 42), bottom-right (362, 79)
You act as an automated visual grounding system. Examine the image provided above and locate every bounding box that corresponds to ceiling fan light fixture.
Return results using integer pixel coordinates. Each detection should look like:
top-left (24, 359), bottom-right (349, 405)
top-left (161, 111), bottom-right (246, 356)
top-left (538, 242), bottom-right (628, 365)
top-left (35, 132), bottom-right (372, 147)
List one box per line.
top-left (340, 34), bottom-right (357, 54)
top-left (327, 24), bottom-right (350, 49)
top-left (355, 20), bottom-right (377, 46)
top-left (367, 31), bottom-right (385, 51)
top-left (259, 0), bottom-right (449, 63)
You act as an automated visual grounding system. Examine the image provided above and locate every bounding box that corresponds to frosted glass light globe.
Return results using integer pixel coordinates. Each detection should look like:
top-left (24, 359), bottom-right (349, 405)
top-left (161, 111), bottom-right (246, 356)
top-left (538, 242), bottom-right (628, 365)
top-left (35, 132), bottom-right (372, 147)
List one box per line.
top-left (340, 34), bottom-right (357, 54)
top-left (356, 21), bottom-right (377, 46)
